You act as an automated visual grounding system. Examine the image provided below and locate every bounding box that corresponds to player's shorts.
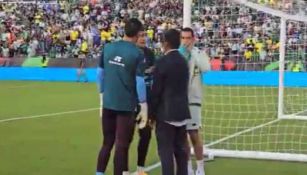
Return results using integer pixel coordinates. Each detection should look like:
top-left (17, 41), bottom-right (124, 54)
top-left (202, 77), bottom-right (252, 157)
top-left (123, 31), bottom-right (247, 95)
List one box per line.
top-left (186, 104), bottom-right (202, 130)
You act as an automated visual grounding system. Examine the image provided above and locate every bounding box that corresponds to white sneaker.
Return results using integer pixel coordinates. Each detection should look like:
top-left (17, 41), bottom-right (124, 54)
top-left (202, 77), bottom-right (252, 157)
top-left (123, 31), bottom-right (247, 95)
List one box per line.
top-left (122, 171), bottom-right (130, 175)
top-left (195, 169), bottom-right (205, 175)
top-left (188, 169), bottom-right (195, 175)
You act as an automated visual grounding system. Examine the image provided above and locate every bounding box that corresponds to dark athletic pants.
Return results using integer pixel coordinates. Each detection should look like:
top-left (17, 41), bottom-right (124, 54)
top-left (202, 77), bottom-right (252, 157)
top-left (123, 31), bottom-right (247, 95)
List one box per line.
top-left (156, 121), bottom-right (189, 175)
top-left (137, 85), bottom-right (153, 167)
top-left (138, 124), bottom-right (152, 167)
top-left (96, 108), bottom-right (135, 175)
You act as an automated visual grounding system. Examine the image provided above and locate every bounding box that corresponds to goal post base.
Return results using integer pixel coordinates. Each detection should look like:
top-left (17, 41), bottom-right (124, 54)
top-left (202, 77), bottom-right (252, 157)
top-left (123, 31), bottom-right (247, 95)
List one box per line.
top-left (205, 149), bottom-right (307, 162)
top-left (279, 115), bottom-right (307, 120)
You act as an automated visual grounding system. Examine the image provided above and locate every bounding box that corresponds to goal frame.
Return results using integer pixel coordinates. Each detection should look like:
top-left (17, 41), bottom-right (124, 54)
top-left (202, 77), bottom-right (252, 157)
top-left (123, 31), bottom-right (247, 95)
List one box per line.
top-left (182, 0), bottom-right (307, 162)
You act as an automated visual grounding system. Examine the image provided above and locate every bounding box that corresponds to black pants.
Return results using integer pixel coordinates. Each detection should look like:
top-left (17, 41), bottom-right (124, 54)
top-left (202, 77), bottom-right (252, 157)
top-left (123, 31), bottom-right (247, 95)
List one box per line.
top-left (156, 121), bottom-right (188, 175)
top-left (137, 87), bottom-right (153, 167)
top-left (138, 124), bottom-right (152, 167)
top-left (96, 108), bottom-right (135, 175)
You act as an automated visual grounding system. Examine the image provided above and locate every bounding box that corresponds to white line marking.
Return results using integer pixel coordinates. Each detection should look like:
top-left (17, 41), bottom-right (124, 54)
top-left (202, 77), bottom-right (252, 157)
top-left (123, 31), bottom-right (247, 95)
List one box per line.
top-left (0, 107), bottom-right (99, 123)
top-left (1, 84), bottom-right (39, 89)
top-left (135, 119), bottom-right (282, 174)
top-left (205, 119), bottom-right (281, 147)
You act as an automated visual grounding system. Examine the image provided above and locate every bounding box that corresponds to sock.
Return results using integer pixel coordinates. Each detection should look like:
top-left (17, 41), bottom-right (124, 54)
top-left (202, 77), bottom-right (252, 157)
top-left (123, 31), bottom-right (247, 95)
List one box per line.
top-left (122, 171), bottom-right (130, 175)
top-left (196, 160), bottom-right (204, 171)
top-left (188, 160), bottom-right (193, 172)
top-left (137, 166), bottom-right (145, 172)
top-left (96, 172), bottom-right (104, 175)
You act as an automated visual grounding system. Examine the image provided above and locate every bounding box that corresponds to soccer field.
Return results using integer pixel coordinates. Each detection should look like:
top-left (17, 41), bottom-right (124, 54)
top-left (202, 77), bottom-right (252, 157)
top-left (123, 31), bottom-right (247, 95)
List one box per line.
top-left (1, 81), bottom-right (307, 175)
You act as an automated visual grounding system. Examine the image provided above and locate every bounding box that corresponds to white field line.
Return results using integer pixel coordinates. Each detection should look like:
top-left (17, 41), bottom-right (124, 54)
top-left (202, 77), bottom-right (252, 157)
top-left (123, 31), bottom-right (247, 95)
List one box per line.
top-left (134, 118), bottom-right (282, 174)
top-left (205, 119), bottom-right (281, 147)
top-left (0, 107), bottom-right (99, 123)
top-left (1, 84), bottom-right (39, 89)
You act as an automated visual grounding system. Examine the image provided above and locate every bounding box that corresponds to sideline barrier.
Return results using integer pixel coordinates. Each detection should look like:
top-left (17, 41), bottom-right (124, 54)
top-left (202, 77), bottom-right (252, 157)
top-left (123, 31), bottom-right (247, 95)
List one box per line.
top-left (1, 68), bottom-right (307, 87)
top-left (0, 67), bottom-right (97, 82)
top-left (203, 71), bottom-right (307, 87)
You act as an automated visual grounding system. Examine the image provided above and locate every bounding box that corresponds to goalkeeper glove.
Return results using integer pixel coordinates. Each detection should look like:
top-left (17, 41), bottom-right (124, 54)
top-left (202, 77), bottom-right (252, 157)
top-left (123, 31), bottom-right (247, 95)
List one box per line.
top-left (136, 103), bottom-right (148, 129)
top-left (99, 93), bottom-right (103, 118)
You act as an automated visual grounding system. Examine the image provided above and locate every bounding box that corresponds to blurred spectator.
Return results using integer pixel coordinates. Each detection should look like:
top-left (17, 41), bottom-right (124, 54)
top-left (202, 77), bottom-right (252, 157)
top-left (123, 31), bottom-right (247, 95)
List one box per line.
top-left (210, 57), bottom-right (222, 70)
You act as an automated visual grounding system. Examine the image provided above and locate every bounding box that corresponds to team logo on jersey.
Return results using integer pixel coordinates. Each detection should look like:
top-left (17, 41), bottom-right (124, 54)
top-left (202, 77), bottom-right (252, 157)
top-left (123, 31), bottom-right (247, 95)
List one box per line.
top-left (109, 56), bottom-right (125, 67)
top-left (114, 56), bottom-right (122, 62)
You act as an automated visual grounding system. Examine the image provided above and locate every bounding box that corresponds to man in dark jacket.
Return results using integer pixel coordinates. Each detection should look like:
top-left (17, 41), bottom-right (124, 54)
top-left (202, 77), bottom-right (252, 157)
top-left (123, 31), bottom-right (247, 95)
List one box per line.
top-left (150, 29), bottom-right (190, 175)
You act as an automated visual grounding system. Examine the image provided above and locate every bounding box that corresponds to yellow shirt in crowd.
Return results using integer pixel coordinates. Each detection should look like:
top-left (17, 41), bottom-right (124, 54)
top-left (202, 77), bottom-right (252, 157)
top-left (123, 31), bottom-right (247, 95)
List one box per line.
top-left (110, 26), bottom-right (116, 35)
top-left (52, 34), bottom-right (59, 40)
top-left (147, 29), bottom-right (154, 40)
top-left (245, 38), bottom-right (256, 45)
top-left (35, 15), bottom-right (41, 24)
top-left (70, 31), bottom-right (79, 41)
top-left (244, 50), bottom-right (253, 60)
top-left (266, 39), bottom-right (273, 46)
top-left (101, 31), bottom-right (112, 42)
top-left (81, 41), bottom-right (88, 53)
top-left (255, 42), bottom-right (264, 53)
top-left (83, 5), bottom-right (89, 14)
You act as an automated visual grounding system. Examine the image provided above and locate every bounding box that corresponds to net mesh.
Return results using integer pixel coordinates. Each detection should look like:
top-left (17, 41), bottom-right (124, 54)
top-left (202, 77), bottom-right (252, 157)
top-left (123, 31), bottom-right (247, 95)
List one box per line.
top-left (194, 0), bottom-right (307, 155)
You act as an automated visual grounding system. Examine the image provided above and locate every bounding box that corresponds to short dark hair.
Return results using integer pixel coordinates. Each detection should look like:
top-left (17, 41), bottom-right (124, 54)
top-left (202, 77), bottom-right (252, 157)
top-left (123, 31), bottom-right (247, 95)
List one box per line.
top-left (181, 27), bottom-right (194, 37)
top-left (125, 18), bottom-right (144, 37)
top-left (163, 29), bottom-right (181, 49)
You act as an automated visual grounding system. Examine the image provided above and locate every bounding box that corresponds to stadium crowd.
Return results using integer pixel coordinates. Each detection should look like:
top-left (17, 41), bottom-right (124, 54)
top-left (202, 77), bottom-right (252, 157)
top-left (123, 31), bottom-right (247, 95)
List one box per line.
top-left (0, 0), bottom-right (306, 70)
top-left (249, 0), bottom-right (307, 15)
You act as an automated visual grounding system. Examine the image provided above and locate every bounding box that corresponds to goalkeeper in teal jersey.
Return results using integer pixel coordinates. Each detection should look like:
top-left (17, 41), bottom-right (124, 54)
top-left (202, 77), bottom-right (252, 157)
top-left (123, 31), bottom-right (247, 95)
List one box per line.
top-left (135, 30), bottom-right (156, 175)
top-left (96, 29), bottom-right (154, 175)
top-left (96, 18), bottom-right (144, 175)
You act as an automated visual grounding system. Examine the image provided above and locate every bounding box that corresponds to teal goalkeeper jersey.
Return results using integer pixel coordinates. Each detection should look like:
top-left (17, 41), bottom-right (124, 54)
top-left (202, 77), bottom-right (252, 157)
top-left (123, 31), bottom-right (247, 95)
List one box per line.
top-left (103, 40), bottom-right (143, 112)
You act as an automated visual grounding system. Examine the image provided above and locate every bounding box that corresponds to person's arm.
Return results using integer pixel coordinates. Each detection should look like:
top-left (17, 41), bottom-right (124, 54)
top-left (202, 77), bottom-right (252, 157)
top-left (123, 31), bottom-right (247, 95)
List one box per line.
top-left (192, 48), bottom-right (211, 72)
top-left (135, 49), bottom-right (145, 102)
top-left (97, 48), bottom-right (105, 94)
top-left (98, 48), bottom-right (104, 69)
top-left (136, 76), bottom-right (147, 103)
top-left (144, 47), bottom-right (156, 74)
top-left (147, 48), bottom-right (156, 67)
top-left (149, 59), bottom-right (165, 120)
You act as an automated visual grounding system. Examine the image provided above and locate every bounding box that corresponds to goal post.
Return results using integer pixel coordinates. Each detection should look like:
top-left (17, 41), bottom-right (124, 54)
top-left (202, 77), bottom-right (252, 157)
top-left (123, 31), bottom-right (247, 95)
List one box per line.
top-left (277, 16), bottom-right (286, 120)
top-left (183, 0), bottom-right (192, 28)
top-left (187, 0), bottom-right (307, 162)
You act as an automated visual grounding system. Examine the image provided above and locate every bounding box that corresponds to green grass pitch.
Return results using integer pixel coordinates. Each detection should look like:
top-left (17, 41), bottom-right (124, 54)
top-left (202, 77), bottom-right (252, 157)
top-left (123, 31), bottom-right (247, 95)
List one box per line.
top-left (1, 81), bottom-right (307, 175)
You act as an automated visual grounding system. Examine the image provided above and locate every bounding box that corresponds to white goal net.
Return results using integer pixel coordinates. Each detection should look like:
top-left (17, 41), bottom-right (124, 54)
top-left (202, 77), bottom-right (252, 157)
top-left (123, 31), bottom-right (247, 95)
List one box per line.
top-left (193, 0), bottom-right (307, 162)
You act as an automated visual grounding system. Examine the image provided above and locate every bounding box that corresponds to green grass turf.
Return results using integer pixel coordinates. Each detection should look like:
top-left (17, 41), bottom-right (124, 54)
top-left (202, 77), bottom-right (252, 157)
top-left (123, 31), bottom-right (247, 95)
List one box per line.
top-left (1, 81), bottom-right (307, 175)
